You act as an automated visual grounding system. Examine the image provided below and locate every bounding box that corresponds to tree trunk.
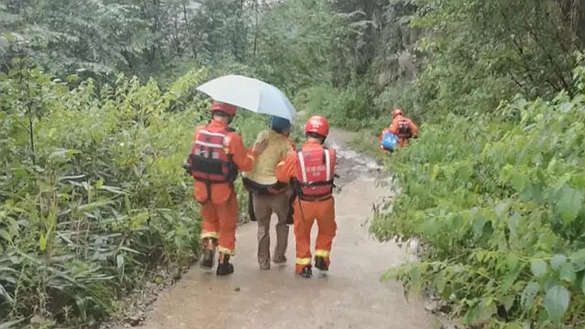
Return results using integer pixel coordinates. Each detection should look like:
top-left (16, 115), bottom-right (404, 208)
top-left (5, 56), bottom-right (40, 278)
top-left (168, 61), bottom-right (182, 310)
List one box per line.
top-left (28, 115), bottom-right (36, 166)
top-left (253, 0), bottom-right (259, 57)
top-left (557, 0), bottom-right (585, 47)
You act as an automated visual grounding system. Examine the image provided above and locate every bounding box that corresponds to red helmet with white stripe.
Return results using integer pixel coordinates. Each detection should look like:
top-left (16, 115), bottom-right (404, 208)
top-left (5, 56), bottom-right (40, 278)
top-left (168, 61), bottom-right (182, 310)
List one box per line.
top-left (304, 116), bottom-right (329, 138)
top-left (211, 101), bottom-right (237, 116)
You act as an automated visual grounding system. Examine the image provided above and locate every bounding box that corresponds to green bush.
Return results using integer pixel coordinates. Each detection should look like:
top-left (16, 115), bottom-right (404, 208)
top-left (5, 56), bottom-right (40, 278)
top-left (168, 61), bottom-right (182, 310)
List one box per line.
top-left (294, 83), bottom-right (376, 130)
top-left (372, 64), bottom-right (585, 328)
top-left (0, 62), bottom-right (256, 327)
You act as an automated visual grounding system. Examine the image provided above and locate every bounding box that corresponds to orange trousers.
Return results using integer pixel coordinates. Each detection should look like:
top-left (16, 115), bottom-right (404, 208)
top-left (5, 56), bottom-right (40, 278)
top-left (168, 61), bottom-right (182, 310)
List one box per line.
top-left (200, 191), bottom-right (238, 255)
top-left (293, 197), bottom-right (337, 273)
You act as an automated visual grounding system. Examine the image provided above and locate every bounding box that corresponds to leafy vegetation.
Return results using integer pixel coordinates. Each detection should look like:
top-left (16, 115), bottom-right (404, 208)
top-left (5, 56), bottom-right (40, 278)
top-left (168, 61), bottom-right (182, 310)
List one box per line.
top-left (0, 61), bottom-right (212, 326)
top-left (313, 0), bottom-right (585, 328)
top-left (3, 0), bottom-right (585, 328)
top-left (372, 64), bottom-right (585, 328)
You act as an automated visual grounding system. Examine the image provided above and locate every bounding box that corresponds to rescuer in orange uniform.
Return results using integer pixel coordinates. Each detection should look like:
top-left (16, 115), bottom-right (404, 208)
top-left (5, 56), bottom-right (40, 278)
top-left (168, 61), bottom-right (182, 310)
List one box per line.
top-left (386, 108), bottom-right (419, 148)
top-left (185, 101), bottom-right (267, 276)
top-left (275, 115), bottom-right (337, 278)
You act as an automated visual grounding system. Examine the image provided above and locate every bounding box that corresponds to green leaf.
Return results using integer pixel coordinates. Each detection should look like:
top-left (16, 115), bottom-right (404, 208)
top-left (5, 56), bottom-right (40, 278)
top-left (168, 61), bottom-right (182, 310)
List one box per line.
top-left (559, 262), bottom-right (576, 283)
top-left (470, 298), bottom-right (497, 324)
top-left (556, 186), bottom-right (583, 224)
top-left (543, 285), bottom-right (570, 324)
top-left (0, 229), bottom-right (12, 243)
top-left (521, 281), bottom-right (539, 310)
top-left (472, 217), bottom-right (487, 239)
top-left (550, 254), bottom-right (567, 270)
top-left (570, 248), bottom-right (585, 271)
top-left (0, 283), bottom-right (14, 303)
top-left (39, 233), bottom-right (47, 252)
top-left (116, 254), bottom-right (125, 270)
top-left (531, 259), bottom-right (548, 278)
top-left (582, 275), bottom-right (585, 296)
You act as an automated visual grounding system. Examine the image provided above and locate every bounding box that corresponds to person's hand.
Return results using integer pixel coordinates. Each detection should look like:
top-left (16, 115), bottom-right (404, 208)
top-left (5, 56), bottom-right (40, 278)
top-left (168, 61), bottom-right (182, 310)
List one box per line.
top-left (252, 139), bottom-right (268, 155)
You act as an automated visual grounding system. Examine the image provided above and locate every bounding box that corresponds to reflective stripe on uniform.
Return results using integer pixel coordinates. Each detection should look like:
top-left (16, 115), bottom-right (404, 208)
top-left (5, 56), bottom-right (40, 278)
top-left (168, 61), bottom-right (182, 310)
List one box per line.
top-left (218, 246), bottom-right (235, 256)
top-left (315, 249), bottom-right (330, 258)
top-left (296, 257), bottom-right (311, 265)
top-left (297, 151), bottom-right (307, 183)
top-left (324, 150), bottom-right (331, 181)
top-left (201, 231), bottom-right (218, 239)
top-left (195, 140), bottom-right (224, 148)
top-left (223, 136), bottom-right (231, 147)
top-left (199, 130), bottom-right (227, 138)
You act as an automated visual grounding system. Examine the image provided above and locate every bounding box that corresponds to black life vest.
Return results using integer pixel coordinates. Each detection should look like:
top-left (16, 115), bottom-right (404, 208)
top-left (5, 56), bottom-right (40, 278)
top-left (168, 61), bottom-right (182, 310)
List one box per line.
top-left (398, 119), bottom-right (412, 138)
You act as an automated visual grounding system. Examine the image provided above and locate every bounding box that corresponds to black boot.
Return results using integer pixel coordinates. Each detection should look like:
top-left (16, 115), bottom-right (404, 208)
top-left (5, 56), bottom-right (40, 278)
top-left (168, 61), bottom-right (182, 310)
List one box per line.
top-left (314, 256), bottom-right (328, 271)
top-left (200, 238), bottom-right (216, 269)
top-left (200, 248), bottom-right (214, 268)
top-left (216, 255), bottom-right (234, 276)
top-left (298, 266), bottom-right (312, 278)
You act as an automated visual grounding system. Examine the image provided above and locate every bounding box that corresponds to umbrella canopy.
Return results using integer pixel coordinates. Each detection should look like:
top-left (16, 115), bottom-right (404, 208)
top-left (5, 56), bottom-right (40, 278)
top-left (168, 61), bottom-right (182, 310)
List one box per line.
top-left (196, 75), bottom-right (297, 122)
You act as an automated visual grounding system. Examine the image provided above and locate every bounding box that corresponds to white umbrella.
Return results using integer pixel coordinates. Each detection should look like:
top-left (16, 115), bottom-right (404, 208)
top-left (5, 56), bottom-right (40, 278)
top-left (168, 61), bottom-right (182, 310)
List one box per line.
top-left (196, 75), bottom-right (297, 122)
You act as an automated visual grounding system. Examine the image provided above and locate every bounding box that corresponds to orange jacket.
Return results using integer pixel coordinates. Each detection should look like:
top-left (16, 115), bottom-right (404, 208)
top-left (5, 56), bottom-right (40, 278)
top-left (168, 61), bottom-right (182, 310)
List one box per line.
top-left (192, 119), bottom-right (258, 204)
top-left (387, 115), bottom-right (419, 147)
top-left (275, 140), bottom-right (337, 184)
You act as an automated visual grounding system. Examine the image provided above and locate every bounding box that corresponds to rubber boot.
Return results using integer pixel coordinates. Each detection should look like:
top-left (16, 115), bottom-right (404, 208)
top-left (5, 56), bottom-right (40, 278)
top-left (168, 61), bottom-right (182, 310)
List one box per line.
top-left (200, 248), bottom-right (214, 268)
top-left (200, 238), bottom-right (216, 269)
top-left (298, 266), bottom-right (312, 278)
top-left (216, 254), bottom-right (234, 276)
top-left (314, 256), bottom-right (328, 271)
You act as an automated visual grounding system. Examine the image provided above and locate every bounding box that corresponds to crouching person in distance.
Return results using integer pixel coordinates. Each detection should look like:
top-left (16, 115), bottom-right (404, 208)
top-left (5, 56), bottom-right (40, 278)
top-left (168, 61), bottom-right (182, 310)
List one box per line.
top-left (275, 115), bottom-right (337, 278)
top-left (185, 101), bottom-right (267, 276)
top-left (387, 108), bottom-right (418, 148)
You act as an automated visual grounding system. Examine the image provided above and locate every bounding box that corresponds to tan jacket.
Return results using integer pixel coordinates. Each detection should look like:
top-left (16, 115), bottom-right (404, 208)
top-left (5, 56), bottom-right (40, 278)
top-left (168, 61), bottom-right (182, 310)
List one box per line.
top-left (243, 129), bottom-right (294, 185)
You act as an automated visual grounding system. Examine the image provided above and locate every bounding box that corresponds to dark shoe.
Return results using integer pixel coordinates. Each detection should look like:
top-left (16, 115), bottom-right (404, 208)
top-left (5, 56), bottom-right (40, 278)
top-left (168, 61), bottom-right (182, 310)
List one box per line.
top-left (298, 266), bottom-right (312, 278)
top-left (273, 255), bottom-right (287, 264)
top-left (216, 255), bottom-right (234, 276)
top-left (200, 249), bottom-right (214, 268)
top-left (259, 260), bottom-right (270, 270)
top-left (314, 256), bottom-right (328, 271)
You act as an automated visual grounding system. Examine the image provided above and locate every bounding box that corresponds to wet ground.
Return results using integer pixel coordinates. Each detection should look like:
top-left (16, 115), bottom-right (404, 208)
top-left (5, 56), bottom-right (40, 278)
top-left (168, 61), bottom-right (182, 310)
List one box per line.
top-left (128, 128), bottom-right (434, 329)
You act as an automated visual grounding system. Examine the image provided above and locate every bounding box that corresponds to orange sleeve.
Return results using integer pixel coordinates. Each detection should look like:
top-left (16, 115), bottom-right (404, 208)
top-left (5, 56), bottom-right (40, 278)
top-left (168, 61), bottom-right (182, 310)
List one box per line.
top-left (275, 151), bottom-right (298, 183)
top-left (228, 132), bottom-right (257, 172)
top-left (388, 119), bottom-right (399, 135)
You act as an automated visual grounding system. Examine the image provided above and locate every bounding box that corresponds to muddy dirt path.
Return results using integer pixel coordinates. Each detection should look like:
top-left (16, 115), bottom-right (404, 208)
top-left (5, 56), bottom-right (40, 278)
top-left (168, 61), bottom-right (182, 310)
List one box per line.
top-left (132, 129), bottom-right (434, 329)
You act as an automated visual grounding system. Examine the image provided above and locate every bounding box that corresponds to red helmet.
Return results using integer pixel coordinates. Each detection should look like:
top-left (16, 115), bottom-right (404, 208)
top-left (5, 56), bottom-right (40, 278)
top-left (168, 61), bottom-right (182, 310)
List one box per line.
top-left (304, 115), bottom-right (329, 137)
top-left (211, 101), bottom-right (237, 116)
top-left (392, 108), bottom-right (404, 118)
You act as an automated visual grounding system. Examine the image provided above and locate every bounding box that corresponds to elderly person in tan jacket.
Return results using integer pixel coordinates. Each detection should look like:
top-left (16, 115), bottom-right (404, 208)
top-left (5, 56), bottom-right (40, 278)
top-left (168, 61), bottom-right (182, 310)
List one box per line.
top-left (243, 116), bottom-right (295, 270)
